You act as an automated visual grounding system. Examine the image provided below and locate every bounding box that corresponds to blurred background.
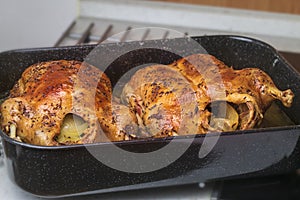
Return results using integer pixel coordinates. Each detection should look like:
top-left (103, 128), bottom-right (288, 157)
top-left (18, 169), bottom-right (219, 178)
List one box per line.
top-left (0, 0), bottom-right (77, 52)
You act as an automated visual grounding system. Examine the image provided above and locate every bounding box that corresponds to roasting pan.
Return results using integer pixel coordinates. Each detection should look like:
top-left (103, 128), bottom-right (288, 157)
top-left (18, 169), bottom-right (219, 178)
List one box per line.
top-left (0, 35), bottom-right (300, 197)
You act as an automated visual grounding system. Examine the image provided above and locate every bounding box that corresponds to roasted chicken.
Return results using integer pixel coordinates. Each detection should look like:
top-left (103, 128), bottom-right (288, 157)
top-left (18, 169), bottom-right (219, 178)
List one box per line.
top-left (0, 60), bottom-right (116, 145)
top-left (120, 54), bottom-right (294, 138)
top-left (0, 54), bottom-right (295, 145)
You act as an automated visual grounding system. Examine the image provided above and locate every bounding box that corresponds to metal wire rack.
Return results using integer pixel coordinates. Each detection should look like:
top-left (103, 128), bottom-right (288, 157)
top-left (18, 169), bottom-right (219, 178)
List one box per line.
top-left (54, 20), bottom-right (189, 47)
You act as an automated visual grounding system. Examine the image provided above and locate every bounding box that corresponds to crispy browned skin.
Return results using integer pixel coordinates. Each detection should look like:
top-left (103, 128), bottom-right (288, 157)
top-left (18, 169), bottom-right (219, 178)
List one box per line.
top-left (121, 54), bottom-right (294, 138)
top-left (0, 60), bottom-right (115, 145)
top-left (121, 65), bottom-right (201, 137)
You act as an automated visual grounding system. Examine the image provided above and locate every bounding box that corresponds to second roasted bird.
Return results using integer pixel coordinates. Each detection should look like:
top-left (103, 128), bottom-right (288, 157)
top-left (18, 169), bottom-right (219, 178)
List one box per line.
top-left (120, 54), bottom-right (294, 139)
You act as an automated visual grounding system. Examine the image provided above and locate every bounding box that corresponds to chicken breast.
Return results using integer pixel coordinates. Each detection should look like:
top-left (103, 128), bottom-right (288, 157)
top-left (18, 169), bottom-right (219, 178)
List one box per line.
top-left (121, 65), bottom-right (201, 137)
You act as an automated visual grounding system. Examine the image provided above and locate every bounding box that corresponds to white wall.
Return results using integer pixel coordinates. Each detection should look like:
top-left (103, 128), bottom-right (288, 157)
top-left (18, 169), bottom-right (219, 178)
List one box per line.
top-left (0, 0), bottom-right (78, 52)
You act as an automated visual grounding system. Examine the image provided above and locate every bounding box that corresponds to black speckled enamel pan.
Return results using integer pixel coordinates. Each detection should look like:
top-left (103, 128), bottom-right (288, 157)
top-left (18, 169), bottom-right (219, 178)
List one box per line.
top-left (0, 35), bottom-right (300, 197)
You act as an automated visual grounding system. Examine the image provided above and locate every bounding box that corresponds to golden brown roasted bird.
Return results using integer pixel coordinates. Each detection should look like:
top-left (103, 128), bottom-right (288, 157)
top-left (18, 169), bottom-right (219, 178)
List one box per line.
top-left (0, 60), bottom-right (115, 145)
top-left (120, 54), bottom-right (294, 138)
